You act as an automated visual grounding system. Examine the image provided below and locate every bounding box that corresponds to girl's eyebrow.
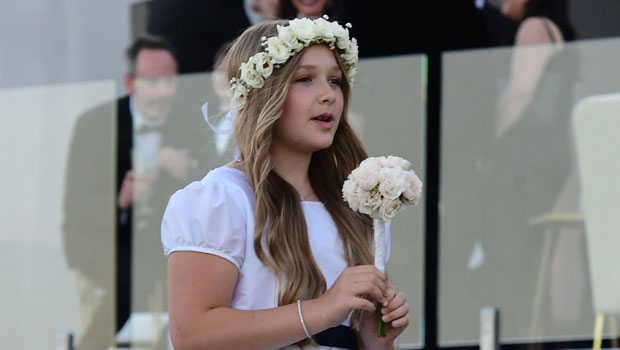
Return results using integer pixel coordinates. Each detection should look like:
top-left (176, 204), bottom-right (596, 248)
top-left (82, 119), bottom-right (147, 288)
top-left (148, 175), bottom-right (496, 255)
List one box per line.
top-left (297, 64), bottom-right (341, 73)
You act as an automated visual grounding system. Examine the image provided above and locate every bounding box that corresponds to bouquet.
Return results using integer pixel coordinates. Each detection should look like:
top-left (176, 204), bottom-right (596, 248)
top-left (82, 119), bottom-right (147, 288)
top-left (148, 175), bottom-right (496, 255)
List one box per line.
top-left (342, 156), bottom-right (423, 336)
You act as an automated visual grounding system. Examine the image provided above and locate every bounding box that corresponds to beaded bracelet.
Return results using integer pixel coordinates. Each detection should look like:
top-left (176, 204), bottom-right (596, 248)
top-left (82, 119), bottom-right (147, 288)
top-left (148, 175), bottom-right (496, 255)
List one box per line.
top-left (297, 300), bottom-right (312, 339)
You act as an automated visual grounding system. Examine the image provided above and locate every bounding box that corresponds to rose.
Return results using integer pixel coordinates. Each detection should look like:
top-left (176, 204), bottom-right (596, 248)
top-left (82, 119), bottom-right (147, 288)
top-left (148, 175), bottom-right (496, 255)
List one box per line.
top-left (313, 17), bottom-right (334, 40)
top-left (347, 67), bottom-right (358, 83)
top-left (231, 84), bottom-right (248, 110)
top-left (342, 38), bottom-right (358, 64)
top-left (377, 167), bottom-right (405, 200)
top-left (342, 179), bottom-right (360, 211)
top-left (254, 52), bottom-right (273, 78)
top-left (240, 58), bottom-right (264, 89)
top-left (358, 189), bottom-right (382, 216)
top-left (358, 157), bottom-right (381, 172)
top-left (288, 18), bottom-right (316, 44)
top-left (265, 36), bottom-right (290, 64)
top-left (402, 172), bottom-right (423, 205)
top-left (331, 22), bottom-right (350, 50)
top-left (355, 166), bottom-right (379, 191)
top-left (383, 155), bottom-right (411, 170)
top-left (277, 25), bottom-right (304, 52)
top-left (379, 197), bottom-right (402, 220)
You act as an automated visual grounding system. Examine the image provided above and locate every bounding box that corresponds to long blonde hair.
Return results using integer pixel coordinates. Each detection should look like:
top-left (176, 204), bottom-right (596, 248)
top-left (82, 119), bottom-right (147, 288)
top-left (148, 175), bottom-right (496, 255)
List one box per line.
top-left (222, 20), bottom-right (374, 346)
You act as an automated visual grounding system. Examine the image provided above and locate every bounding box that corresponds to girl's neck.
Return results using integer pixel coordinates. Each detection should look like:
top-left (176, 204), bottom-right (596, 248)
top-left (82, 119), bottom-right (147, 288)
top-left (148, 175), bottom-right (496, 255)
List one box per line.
top-left (271, 146), bottom-right (315, 201)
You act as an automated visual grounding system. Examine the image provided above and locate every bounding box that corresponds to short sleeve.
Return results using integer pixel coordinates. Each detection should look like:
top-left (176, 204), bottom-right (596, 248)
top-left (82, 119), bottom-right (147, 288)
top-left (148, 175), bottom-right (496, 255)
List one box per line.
top-left (161, 176), bottom-right (248, 270)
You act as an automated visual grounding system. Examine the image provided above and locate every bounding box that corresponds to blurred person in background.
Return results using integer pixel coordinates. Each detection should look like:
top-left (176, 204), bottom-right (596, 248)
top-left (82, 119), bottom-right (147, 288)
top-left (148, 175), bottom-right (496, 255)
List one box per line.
top-left (63, 35), bottom-right (204, 349)
top-left (245, 0), bottom-right (280, 24)
top-left (277, 0), bottom-right (342, 20)
top-left (475, 0), bottom-right (582, 334)
top-left (498, 0), bottom-right (586, 334)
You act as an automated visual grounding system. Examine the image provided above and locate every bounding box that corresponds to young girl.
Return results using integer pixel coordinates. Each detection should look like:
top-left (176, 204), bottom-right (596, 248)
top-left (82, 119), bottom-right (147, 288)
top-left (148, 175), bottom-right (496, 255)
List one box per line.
top-left (161, 17), bottom-right (409, 350)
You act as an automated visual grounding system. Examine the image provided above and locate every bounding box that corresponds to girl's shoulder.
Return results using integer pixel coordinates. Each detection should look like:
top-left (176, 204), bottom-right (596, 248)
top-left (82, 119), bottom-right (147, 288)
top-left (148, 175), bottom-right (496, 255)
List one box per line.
top-left (161, 166), bottom-right (254, 262)
top-left (169, 165), bottom-right (254, 209)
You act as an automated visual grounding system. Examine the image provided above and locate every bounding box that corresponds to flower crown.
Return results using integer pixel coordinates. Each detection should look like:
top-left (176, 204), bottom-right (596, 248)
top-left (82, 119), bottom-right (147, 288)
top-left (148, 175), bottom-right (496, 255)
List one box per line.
top-left (229, 15), bottom-right (359, 110)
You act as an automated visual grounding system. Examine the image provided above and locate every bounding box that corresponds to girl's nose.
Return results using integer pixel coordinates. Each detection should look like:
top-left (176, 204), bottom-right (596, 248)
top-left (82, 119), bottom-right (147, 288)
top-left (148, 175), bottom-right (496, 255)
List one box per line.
top-left (318, 80), bottom-right (336, 104)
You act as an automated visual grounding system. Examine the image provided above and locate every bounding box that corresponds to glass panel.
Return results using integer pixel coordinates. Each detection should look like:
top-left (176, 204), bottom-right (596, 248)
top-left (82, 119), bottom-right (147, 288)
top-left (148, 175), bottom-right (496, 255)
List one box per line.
top-left (0, 81), bottom-right (116, 349)
top-left (440, 37), bottom-right (620, 344)
top-left (355, 55), bottom-right (426, 347)
top-left (128, 72), bottom-right (237, 349)
top-left (131, 55), bottom-right (427, 347)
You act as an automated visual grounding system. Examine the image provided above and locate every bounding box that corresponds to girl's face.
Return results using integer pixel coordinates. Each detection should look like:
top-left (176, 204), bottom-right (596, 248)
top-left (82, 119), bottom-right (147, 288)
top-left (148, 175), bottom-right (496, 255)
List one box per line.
top-left (291, 0), bottom-right (329, 19)
top-left (273, 45), bottom-right (344, 155)
top-left (501, 0), bottom-right (528, 21)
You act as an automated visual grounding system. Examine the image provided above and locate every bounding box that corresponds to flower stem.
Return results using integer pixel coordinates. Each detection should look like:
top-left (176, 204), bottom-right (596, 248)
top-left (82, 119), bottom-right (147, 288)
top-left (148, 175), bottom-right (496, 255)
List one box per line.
top-left (377, 308), bottom-right (386, 337)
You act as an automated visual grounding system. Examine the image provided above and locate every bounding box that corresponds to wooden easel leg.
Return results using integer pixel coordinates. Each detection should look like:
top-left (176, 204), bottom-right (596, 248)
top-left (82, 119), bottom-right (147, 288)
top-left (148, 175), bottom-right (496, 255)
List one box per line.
top-left (593, 313), bottom-right (604, 350)
top-left (609, 315), bottom-right (618, 349)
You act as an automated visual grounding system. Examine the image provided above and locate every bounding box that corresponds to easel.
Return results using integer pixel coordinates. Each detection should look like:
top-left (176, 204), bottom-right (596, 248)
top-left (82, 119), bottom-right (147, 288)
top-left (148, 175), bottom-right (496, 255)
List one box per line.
top-left (527, 213), bottom-right (584, 339)
top-left (593, 313), bottom-right (618, 349)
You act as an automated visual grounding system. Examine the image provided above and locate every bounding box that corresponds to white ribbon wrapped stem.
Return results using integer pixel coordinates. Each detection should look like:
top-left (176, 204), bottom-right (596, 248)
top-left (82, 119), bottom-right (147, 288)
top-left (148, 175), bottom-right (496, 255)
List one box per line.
top-left (373, 219), bottom-right (387, 273)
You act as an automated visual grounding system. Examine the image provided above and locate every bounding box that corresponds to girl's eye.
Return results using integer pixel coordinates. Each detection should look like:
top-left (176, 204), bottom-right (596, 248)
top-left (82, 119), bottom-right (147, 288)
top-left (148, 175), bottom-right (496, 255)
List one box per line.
top-left (329, 77), bottom-right (342, 85)
top-left (295, 76), bottom-right (311, 83)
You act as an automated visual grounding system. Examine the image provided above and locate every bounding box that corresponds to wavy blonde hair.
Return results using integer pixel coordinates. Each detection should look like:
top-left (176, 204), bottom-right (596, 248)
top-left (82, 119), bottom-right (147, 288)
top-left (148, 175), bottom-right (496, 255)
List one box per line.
top-left (222, 20), bottom-right (374, 347)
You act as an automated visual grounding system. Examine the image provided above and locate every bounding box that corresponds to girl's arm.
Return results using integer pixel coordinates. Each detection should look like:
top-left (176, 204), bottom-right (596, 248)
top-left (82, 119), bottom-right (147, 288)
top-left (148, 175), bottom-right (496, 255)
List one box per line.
top-left (168, 251), bottom-right (388, 350)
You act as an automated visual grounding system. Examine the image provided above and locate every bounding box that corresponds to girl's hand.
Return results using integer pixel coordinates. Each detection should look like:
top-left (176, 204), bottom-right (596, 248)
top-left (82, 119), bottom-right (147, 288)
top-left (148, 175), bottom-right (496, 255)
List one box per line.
top-left (359, 283), bottom-right (409, 350)
top-left (314, 265), bottom-right (388, 329)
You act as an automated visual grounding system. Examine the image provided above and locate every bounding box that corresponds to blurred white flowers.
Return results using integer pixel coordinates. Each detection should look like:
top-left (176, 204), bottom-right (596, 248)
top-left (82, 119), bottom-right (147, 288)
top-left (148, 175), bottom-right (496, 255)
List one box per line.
top-left (342, 156), bottom-right (423, 222)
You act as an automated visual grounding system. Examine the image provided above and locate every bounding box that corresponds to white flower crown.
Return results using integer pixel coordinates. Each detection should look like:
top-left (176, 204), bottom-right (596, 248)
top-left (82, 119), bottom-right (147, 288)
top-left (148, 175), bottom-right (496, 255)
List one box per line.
top-left (229, 15), bottom-right (359, 110)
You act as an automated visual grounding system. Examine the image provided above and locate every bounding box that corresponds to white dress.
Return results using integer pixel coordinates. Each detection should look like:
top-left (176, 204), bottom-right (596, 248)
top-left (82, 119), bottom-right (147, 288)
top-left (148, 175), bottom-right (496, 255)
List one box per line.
top-left (161, 166), bottom-right (391, 350)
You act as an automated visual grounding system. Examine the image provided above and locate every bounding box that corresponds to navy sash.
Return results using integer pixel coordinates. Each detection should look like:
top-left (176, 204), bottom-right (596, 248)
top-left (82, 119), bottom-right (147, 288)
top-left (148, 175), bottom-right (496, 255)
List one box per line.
top-left (314, 325), bottom-right (358, 349)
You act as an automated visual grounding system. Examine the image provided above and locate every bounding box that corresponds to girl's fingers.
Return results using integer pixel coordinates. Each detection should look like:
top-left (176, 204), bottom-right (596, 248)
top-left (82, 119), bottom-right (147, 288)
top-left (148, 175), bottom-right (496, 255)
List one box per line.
top-left (352, 281), bottom-right (386, 304)
top-left (383, 291), bottom-right (406, 313)
top-left (390, 314), bottom-right (410, 329)
top-left (383, 283), bottom-right (397, 307)
top-left (353, 274), bottom-right (388, 296)
top-left (348, 265), bottom-right (387, 282)
top-left (352, 297), bottom-right (376, 312)
top-left (382, 301), bottom-right (409, 323)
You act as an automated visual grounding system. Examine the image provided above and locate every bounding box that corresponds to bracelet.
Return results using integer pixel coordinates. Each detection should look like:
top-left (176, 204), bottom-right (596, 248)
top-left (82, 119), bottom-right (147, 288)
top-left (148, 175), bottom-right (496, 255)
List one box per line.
top-left (297, 300), bottom-right (312, 339)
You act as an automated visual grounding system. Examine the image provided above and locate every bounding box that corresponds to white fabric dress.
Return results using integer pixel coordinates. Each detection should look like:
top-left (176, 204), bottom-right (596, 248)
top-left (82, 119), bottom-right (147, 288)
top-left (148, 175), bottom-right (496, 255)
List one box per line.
top-left (161, 166), bottom-right (391, 350)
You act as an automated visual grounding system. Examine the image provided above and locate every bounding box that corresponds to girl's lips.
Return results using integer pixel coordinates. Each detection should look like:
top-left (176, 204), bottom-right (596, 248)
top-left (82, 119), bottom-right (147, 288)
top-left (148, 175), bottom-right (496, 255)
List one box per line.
top-left (311, 114), bottom-right (334, 129)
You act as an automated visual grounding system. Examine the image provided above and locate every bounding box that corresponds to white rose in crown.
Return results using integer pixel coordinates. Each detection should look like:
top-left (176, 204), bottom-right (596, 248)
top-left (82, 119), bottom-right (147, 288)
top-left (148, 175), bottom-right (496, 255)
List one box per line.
top-left (342, 155), bottom-right (422, 337)
top-left (342, 38), bottom-right (359, 64)
top-left (288, 18), bottom-right (316, 44)
top-left (277, 26), bottom-right (304, 53)
top-left (312, 17), bottom-right (335, 40)
top-left (265, 37), bottom-right (290, 64)
top-left (254, 52), bottom-right (274, 78)
top-left (331, 22), bottom-right (349, 49)
top-left (230, 83), bottom-right (248, 110)
top-left (240, 58), bottom-right (264, 89)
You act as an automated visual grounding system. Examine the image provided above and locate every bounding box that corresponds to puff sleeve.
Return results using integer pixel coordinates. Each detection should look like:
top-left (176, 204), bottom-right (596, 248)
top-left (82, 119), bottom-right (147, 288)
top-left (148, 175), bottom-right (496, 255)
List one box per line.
top-left (161, 177), bottom-right (248, 270)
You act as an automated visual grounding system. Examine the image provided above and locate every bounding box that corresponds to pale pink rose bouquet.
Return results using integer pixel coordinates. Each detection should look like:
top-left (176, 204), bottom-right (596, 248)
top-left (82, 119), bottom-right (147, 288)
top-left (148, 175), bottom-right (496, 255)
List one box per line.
top-left (342, 155), bottom-right (423, 336)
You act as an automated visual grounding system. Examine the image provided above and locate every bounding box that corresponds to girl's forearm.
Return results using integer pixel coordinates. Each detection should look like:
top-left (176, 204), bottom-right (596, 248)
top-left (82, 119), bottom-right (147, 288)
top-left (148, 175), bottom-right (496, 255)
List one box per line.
top-left (171, 299), bottom-right (328, 350)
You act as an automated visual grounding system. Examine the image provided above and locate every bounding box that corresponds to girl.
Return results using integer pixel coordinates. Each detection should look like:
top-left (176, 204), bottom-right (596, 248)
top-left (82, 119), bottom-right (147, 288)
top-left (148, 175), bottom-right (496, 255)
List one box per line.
top-left (162, 18), bottom-right (409, 350)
